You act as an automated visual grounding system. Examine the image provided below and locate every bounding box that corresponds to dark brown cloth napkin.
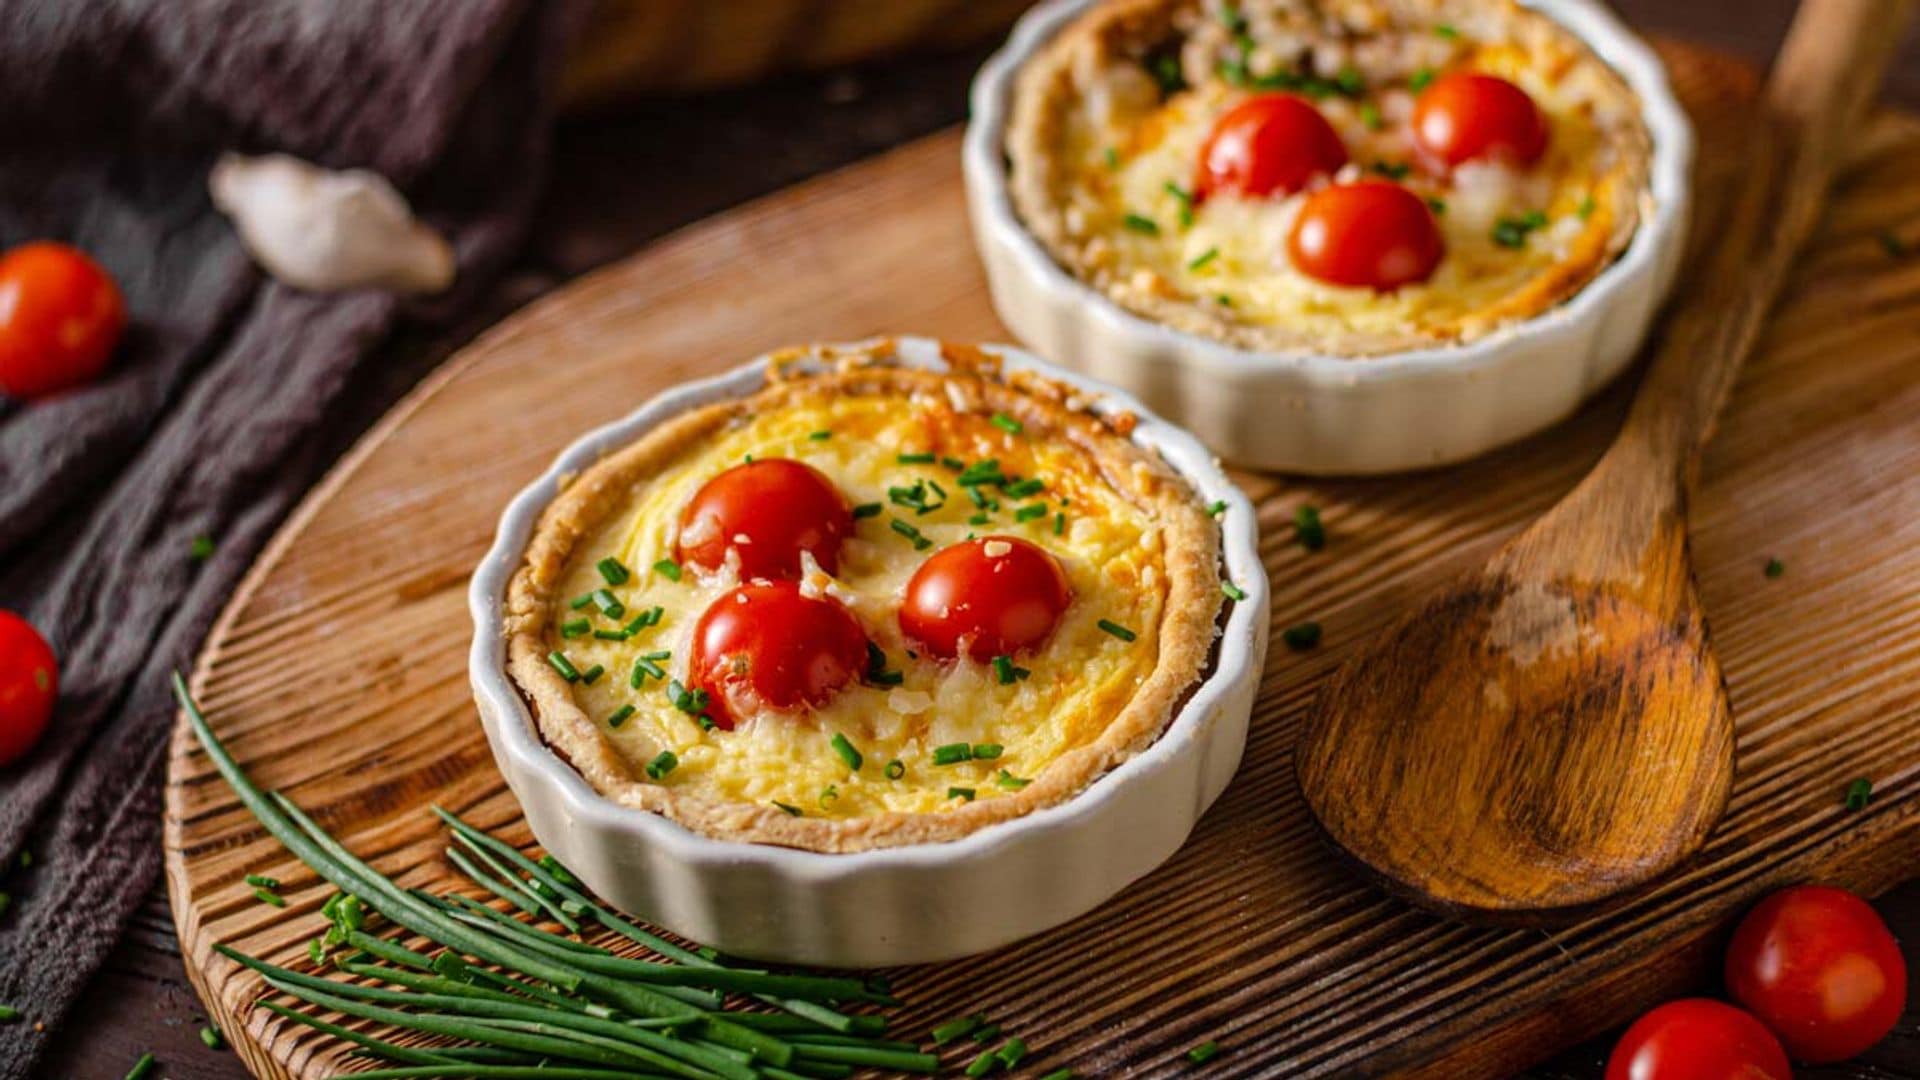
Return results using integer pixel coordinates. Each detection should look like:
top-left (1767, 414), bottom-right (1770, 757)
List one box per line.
top-left (0, 2), bottom-right (582, 1073)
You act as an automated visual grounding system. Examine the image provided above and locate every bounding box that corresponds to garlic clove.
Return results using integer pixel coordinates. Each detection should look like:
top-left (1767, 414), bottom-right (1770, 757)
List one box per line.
top-left (208, 152), bottom-right (455, 295)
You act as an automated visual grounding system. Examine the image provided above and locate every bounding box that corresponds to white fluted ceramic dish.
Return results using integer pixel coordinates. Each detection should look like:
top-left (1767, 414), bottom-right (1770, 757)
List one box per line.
top-left (469, 336), bottom-right (1268, 967)
top-left (964, 0), bottom-right (1694, 474)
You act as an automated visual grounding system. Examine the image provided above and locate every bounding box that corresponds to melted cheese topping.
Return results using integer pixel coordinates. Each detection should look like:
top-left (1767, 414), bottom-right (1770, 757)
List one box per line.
top-left (1030, 3), bottom-right (1648, 351)
top-left (548, 393), bottom-right (1171, 819)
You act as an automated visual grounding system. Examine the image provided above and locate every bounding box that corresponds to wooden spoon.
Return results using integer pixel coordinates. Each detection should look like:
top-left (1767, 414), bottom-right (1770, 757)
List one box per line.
top-left (1294, 0), bottom-right (1915, 924)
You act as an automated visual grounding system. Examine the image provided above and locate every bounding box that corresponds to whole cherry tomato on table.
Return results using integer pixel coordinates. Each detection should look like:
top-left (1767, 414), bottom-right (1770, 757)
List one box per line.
top-left (1194, 93), bottom-right (1350, 201)
top-left (1604, 998), bottom-right (1792, 1080)
top-left (675, 458), bottom-right (854, 580)
top-left (899, 536), bottom-right (1072, 662)
top-left (0, 241), bottom-right (127, 400)
top-left (1288, 180), bottom-right (1445, 290)
top-left (0, 611), bottom-right (59, 768)
top-left (1726, 883), bottom-right (1907, 1063)
top-left (1412, 72), bottom-right (1550, 170)
top-left (689, 582), bottom-right (869, 731)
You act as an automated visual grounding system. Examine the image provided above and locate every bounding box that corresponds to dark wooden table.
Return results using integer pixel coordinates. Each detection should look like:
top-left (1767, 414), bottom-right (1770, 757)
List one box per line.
top-left (40, 4), bottom-right (1920, 1076)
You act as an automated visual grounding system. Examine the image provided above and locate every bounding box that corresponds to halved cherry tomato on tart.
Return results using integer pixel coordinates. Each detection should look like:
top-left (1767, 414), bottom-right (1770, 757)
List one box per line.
top-left (1287, 180), bottom-right (1445, 290)
top-left (1725, 883), bottom-right (1907, 1063)
top-left (689, 582), bottom-right (869, 730)
top-left (676, 458), bottom-right (853, 580)
top-left (0, 242), bottom-right (127, 400)
top-left (1194, 93), bottom-right (1349, 202)
top-left (1604, 999), bottom-right (1792, 1080)
top-left (0, 610), bottom-right (59, 768)
top-left (1412, 72), bottom-right (1549, 170)
top-left (900, 536), bottom-right (1071, 662)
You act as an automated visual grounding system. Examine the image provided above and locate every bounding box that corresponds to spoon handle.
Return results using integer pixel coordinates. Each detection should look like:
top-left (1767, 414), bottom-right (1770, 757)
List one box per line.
top-left (1608, 0), bottom-right (1914, 493)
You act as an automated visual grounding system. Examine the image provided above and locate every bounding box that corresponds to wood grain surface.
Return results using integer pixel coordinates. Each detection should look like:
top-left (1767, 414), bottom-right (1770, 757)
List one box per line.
top-left (164, 41), bottom-right (1920, 1079)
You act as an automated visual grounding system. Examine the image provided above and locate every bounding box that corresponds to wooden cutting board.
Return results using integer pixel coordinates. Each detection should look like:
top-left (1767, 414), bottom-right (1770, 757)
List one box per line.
top-left (165, 41), bottom-right (1920, 1079)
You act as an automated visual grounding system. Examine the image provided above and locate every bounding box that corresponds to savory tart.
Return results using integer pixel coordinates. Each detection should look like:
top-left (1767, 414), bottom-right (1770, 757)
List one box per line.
top-left (1006, 0), bottom-right (1653, 356)
top-left (503, 341), bottom-right (1226, 853)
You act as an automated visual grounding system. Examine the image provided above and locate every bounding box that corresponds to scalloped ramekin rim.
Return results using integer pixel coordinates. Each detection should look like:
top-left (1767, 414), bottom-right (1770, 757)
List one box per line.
top-left (467, 336), bottom-right (1267, 883)
top-left (960, 0), bottom-right (1697, 385)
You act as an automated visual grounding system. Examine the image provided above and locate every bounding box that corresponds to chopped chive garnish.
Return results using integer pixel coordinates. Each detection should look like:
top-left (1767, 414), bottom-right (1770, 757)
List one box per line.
top-left (189, 536), bottom-right (215, 561)
top-left (991, 413), bottom-right (1023, 434)
top-left (957, 459), bottom-right (1006, 486)
top-left (996, 769), bottom-right (1031, 790)
top-left (561, 618), bottom-right (590, 638)
top-left (1004, 477), bottom-right (1045, 498)
top-left (1578, 194), bottom-right (1598, 221)
top-left (1359, 102), bottom-right (1383, 130)
top-left (1435, 22), bottom-right (1459, 38)
top-left (593, 627), bottom-right (630, 641)
top-left (866, 642), bottom-right (905, 686)
top-left (1371, 160), bottom-right (1412, 180)
top-left (1223, 581), bottom-right (1248, 602)
top-left (630, 655), bottom-right (666, 686)
top-left (1409, 67), bottom-right (1436, 93)
top-left (970, 512), bottom-right (992, 526)
top-left (853, 501), bottom-right (884, 519)
top-left (126, 1052), bottom-right (157, 1080)
top-left (971, 743), bottom-right (1004, 760)
top-left (1208, 499), bottom-right (1228, 516)
top-left (1103, 146), bottom-right (1120, 169)
top-left (667, 680), bottom-right (710, 717)
top-left (253, 887), bottom-right (286, 907)
top-left (885, 759), bottom-right (906, 780)
top-left (645, 750), bottom-right (678, 780)
top-left (1493, 210), bottom-right (1549, 249)
top-left (0, 1006), bottom-right (21, 1023)
top-left (898, 452), bottom-right (937, 465)
top-left (1284, 621), bottom-right (1323, 650)
top-left (1014, 503), bottom-right (1049, 523)
top-left (1428, 197), bottom-right (1448, 215)
top-left (1765, 557), bottom-right (1785, 579)
top-left (547, 651), bottom-right (581, 681)
top-left (948, 787), bottom-right (976, 802)
top-left (1150, 53), bottom-right (1185, 94)
top-left (819, 784), bottom-right (839, 809)
top-left (1216, 293), bottom-right (1234, 307)
top-left (607, 704), bottom-right (635, 729)
top-left (1295, 504), bottom-right (1326, 551)
top-left (1123, 212), bottom-right (1160, 235)
top-left (1164, 181), bottom-right (1195, 227)
top-left (965, 1049), bottom-right (999, 1078)
top-left (933, 743), bottom-right (972, 766)
top-left (1039, 1071), bottom-right (1078, 1080)
top-left (1188, 247), bottom-right (1219, 271)
top-left (996, 1038), bottom-right (1030, 1067)
top-left (1098, 619), bottom-right (1138, 642)
top-left (808, 430), bottom-right (833, 441)
top-left (245, 873), bottom-right (280, 889)
top-left (1335, 66), bottom-right (1365, 95)
top-left (943, 456), bottom-right (967, 471)
top-left (932, 1015), bottom-right (984, 1045)
top-left (199, 1025), bottom-right (223, 1050)
top-left (1845, 777), bottom-right (1874, 810)
top-left (1054, 512), bottom-right (1066, 536)
top-left (652, 558), bottom-right (682, 581)
top-left (772, 801), bottom-right (802, 817)
top-left (596, 557), bottom-right (630, 586)
top-left (591, 589), bottom-right (626, 619)
top-left (831, 733), bottom-right (864, 772)
top-left (890, 518), bottom-right (933, 551)
top-left (568, 592), bottom-right (594, 611)
top-left (973, 1023), bottom-right (1002, 1043)
top-left (1188, 1040), bottom-right (1222, 1064)
top-left (992, 655), bottom-right (1030, 685)
top-left (578, 664), bottom-right (605, 685)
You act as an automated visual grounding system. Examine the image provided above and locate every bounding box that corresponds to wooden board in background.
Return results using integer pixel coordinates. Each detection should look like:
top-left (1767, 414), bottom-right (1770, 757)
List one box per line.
top-left (165, 42), bottom-right (1920, 1078)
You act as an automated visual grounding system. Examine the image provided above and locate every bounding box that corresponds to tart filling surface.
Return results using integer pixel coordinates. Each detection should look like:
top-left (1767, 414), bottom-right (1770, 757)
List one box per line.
top-left (1006, 0), bottom-right (1654, 355)
top-left (504, 343), bottom-right (1224, 852)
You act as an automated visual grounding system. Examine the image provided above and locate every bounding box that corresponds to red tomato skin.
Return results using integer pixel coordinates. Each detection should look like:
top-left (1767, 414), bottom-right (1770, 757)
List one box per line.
top-left (689, 582), bottom-right (869, 731)
top-left (1412, 72), bottom-right (1549, 170)
top-left (1604, 999), bottom-right (1792, 1080)
top-left (1194, 94), bottom-right (1350, 201)
top-left (0, 611), bottom-right (59, 768)
top-left (675, 459), bottom-right (854, 580)
top-left (1287, 180), bottom-right (1445, 290)
top-left (1726, 884), bottom-right (1908, 1063)
top-left (0, 242), bottom-right (127, 400)
top-left (899, 536), bottom-right (1071, 662)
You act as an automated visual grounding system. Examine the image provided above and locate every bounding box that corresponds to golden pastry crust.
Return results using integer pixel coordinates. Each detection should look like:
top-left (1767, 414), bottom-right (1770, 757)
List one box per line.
top-left (1006, 0), bottom-right (1652, 355)
top-left (503, 341), bottom-right (1224, 853)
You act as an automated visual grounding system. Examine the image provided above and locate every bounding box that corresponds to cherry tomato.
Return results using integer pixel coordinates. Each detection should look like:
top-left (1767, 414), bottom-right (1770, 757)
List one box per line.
top-left (0, 611), bottom-right (59, 768)
top-left (0, 242), bottom-right (127, 400)
top-left (1287, 180), bottom-right (1444, 289)
top-left (1726, 883), bottom-right (1907, 1063)
top-left (676, 459), bottom-right (853, 580)
top-left (1604, 999), bottom-right (1792, 1080)
top-left (1194, 94), bottom-right (1350, 201)
top-left (899, 536), bottom-right (1071, 662)
top-left (689, 582), bottom-right (868, 730)
top-left (1411, 72), bottom-right (1549, 170)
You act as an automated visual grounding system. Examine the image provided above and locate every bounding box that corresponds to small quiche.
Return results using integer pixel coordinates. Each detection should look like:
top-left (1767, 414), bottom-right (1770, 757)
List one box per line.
top-left (1006, 0), bottom-right (1652, 356)
top-left (503, 342), bottom-right (1225, 853)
